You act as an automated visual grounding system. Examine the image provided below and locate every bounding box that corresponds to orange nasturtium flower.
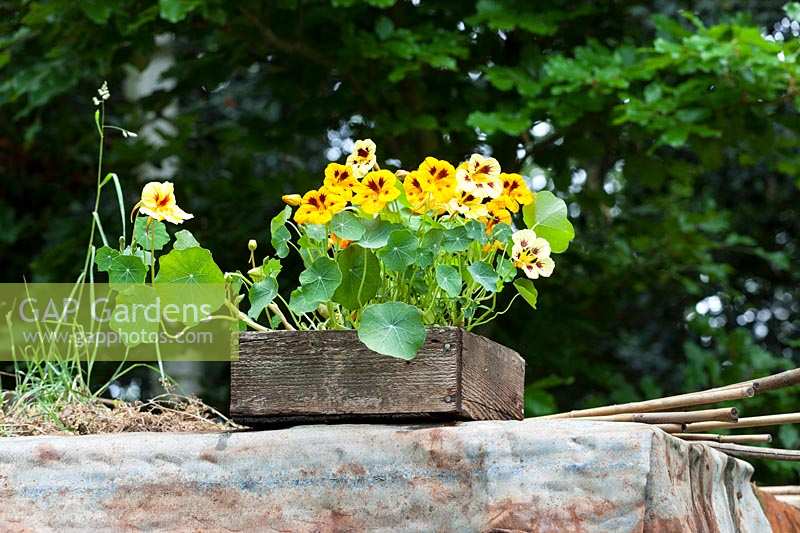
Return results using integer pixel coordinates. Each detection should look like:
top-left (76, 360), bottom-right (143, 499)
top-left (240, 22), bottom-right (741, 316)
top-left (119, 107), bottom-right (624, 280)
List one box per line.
top-left (329, 233), bottom-right (351, 250)
top-left (293, 187), bottom-right (346, 225)
top-left (352, 170), bottom-right (400, 215)
top-left (323, 163), bottom-right (357, 200)
top-left (133, 181), bottom-right (193, 224)
top-left (499, 173), bottom-right (534, 213)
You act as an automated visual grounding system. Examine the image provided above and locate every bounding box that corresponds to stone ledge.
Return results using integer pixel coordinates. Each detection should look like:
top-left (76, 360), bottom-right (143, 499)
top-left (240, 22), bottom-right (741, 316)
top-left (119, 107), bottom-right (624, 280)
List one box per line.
top-left (0, 420), bottom-right (773, 532)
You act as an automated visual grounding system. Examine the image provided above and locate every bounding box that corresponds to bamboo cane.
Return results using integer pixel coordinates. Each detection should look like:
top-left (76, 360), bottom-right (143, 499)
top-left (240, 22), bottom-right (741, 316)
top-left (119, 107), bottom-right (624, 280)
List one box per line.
top-left (704, 442), bottom-right (800, 461)
top-left (673, 433), bottom-right (772, 444)
top-left (686, 412), bottom-right (800, 432)
top-left (759, 486), bottom-right (800, 495)
top-left (584, 407), bottom-right (737, 424)
top-left (654, 423), bottom-right (686, 433)
top-left (536, 386), bottom-right (754, 419)
top-left (714, 368), bottom-right (800, 394)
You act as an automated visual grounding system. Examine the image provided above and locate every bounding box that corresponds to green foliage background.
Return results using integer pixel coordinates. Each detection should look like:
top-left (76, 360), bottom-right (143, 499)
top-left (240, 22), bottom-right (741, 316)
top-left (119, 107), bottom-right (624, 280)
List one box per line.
top-left (1, 0), bottom-right (799, 481)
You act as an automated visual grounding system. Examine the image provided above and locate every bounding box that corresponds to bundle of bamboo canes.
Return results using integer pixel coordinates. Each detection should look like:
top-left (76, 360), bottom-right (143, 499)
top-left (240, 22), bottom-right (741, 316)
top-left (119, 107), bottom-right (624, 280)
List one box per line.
top-left (532, 368), bottom-right (800, 462)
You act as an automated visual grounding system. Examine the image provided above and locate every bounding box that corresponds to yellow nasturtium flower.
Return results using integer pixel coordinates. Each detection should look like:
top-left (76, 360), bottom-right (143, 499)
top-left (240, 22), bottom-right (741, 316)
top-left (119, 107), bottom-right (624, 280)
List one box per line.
top-left (499, 173), bottom-right (534, 213)
top-left (293, 187), bottom-right (346, 225)
top-left (352, 169), bottom-right (400, 215)
top-left (456, 154), bottom-right (503, 200)
top-left (403, 170), bottom-right (434, 214)
top-left (282, 194), bottom-right (302, 206)
top-left (417, 157), bottom-right (456, 204)
top-left (134, 181), bottom-right (193, 224)
top-left (323, 163), bottom-right (357, 200)
top-left (346, 139), bottom-right (377, 179)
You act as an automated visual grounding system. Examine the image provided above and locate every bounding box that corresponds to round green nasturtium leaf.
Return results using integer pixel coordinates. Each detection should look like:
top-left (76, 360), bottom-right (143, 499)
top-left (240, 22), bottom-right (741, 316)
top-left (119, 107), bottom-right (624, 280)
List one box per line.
top-left (304, 224), bottom-right (327, 242)
top-left (420, 228), bottom-right (444, 250)
top-left (95, 246), bottom-right (147, 286)
top-left (435, 264), bottom-right (462, 298)
top-left (333, 245), bottom-right (380, 310)
top-left (247, 277), bottom-right (278, 319)
top-left (155, 247), bottom-right (226, 324)
top-left (465, 220), bottom-right (488, 244)
top-left (357, 302), bottom-right (426, 360)
top-left (330, 211), bottom-right (366, 241)
top-left (95, 246), bottom-right (118, 271)
top-left (288, 286), bottom-right (318, 314)
top-left (133, 216), bottom-right (170, 251)
top-left (377, 229), bottom-right (418, 271)
top-left (110, 284), bottom-right (159, 347)
top-left (468, 261), bottom-right (500, 293)
top-left (156, 247), bottom-right (225, 285)
top-left (514, 278), bottom-right (538, 309)
top-left (359, 218), bottom-right (402, 249)
top-left (491, 223), bottom-right (513, 245)
top-left (298, 256), bottom-right (342, 302)
top-left (415, 249), bottom-right (435, 268)
top-left (522, 191), bottom-right (575, 253)
top-left (173, 229), bottom-right (200, 250)
top-left (270, 205), bottom-right (293, 258)
top-left (442, 226), bottom-right (471, 253)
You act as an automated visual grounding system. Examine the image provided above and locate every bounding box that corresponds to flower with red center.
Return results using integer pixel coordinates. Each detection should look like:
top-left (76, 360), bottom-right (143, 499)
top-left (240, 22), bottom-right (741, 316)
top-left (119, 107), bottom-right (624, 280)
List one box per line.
top-left (455, 154), bottom-right (503, 200)
top-left (133, 181), bottom-right (193, 224)
top-left (417, 157), bottom-right (456, 204)
top-left (500, 173), bottom-right (534, 212)
top-left (511, 229), bottom-right (554, 279)
top-left (352, 170), bottom-right (400, 215)
top-left (403, 170), bottom-right (434, 214)
top-left (323, 163), bottom-right (357, 201)
top-left (346, 139), bottom-right (377, 179)
top-left (293, 187), bottom-right (346, 225)
top-left (447, 190), bottom-right (488, 219)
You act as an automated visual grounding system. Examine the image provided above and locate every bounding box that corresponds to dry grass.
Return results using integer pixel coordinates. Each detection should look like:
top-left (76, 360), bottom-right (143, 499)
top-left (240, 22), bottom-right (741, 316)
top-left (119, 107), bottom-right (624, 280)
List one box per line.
top-left (0, 394), bottom-right (244, 437)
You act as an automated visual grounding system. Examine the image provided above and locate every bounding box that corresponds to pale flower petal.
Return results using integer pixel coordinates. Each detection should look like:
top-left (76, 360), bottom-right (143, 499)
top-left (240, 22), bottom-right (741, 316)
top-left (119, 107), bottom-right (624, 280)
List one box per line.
top-left (512, 229), bottom-right (537, 248)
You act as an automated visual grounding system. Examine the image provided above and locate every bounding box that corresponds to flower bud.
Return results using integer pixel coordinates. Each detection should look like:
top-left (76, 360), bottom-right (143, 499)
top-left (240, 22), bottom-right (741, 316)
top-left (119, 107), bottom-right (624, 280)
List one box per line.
top-left (282, 194), bottom-right (302, 206)
top-left (248, 239), bottom-right (257, 252)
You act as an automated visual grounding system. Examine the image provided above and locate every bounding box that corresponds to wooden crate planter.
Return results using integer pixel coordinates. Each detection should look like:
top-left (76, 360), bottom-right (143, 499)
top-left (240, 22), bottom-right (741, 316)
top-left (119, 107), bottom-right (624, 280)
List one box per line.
top-left (230, 327), bottom-right (525, 425)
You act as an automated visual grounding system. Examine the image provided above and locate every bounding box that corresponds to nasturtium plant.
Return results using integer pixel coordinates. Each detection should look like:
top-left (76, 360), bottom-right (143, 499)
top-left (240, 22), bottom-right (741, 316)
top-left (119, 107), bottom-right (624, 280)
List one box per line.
top-left (233, 139), bottom-right (576, 359)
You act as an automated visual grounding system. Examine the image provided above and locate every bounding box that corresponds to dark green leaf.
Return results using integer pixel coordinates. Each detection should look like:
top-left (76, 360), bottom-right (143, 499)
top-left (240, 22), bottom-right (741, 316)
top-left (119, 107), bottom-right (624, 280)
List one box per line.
top-left (333, 245), bottom-right (381, 309)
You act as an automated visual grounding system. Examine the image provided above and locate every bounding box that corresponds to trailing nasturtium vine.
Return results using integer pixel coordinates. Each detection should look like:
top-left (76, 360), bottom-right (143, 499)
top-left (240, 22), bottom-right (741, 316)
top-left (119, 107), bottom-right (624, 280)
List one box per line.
top-left (232, 140), bottom-right (576, 359)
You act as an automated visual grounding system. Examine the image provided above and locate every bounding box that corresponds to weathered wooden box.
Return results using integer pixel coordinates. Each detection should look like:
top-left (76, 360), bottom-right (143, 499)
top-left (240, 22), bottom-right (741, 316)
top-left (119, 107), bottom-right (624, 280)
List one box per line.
top-left (230, 327), bottom-right (525, 425)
